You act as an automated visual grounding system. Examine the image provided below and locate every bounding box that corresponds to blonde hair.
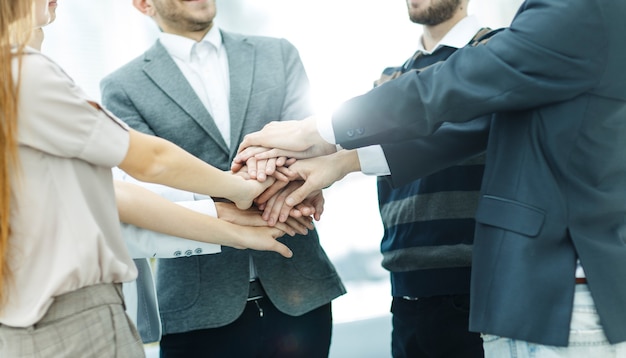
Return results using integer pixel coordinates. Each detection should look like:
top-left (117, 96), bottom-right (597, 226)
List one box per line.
top-left (0, 0), bottom-right (33, 308)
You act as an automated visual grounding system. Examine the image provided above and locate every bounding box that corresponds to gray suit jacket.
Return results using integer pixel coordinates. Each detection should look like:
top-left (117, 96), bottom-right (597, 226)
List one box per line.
top-left (331, 0), bottom-right (626, 347)
top-left (101, 31), bottom-right (345, 337)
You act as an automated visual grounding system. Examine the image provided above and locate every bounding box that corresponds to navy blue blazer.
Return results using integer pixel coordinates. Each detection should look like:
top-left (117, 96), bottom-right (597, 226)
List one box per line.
top-left (332, 0), bottom-right (626, 346)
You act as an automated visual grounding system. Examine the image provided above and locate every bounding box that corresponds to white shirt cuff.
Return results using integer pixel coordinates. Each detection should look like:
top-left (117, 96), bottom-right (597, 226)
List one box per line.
top-left (317, 115), bottom-right (336, 144)
top-left (357, 145), bottom-right (391, 176)
top-left (121, 200), bottom-right (221, 258)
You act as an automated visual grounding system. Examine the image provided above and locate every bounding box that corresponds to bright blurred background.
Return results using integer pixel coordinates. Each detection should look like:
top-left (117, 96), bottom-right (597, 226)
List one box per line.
top-left (44, 1), bottom-right (523, 356)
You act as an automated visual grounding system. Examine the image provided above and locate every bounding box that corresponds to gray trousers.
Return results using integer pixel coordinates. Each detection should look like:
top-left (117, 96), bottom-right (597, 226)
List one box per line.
top-left (0, 283), bottom-right (145, 357)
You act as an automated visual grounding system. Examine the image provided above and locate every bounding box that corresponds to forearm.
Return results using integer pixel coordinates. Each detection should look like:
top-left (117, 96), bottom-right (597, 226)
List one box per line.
top-left (115, 181), bottom-right (237, 246)
top-left (119, 130), bottom-right (249, 202)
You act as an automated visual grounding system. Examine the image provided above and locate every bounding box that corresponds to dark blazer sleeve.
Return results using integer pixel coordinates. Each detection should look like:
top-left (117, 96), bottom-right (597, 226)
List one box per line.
top-left (332, 0), bottom-right (606, 148)
top-left (383, 115), bottom-right (490, 188)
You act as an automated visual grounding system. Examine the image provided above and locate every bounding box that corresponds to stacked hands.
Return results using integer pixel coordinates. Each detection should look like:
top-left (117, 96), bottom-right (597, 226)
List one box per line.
top-left (231, 115), bottom-right (361, 234)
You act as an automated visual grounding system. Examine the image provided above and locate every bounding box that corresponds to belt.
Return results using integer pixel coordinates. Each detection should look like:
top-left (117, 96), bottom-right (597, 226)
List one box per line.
top-left (575, 277), bottom-right (587, 284)
top-left (247, 279), bottom-right (265, 301)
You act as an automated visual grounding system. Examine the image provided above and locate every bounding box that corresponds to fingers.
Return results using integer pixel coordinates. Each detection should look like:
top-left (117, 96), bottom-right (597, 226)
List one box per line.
top-left (274, 216), bottom-right (311, 235)
top-left (262, 184), bottom-right (293, 225)
top-left (272, 221), bottom-right (297, 236)
top-left (233, 146), bottom-right (272, 165)
top-left (246, 157), bottom-right (258, 179)
top-left (284, 179), bottom-right (318, 209)
top-left (291, 215), bottom-right (315, 231)
top-left (255, 158), bottom-right (268, 182)
top-left (269, 169), bottom-right (290, 182)
top-left (256, 179), bottom-right (289, 206)
top-left (276, 156), bottom-right (287, 167)
top-left (275, 166), bottom-right (299, 181)
top-left (309, 190), bottom-right (325, 221)
top-left (231, 160), bottom-right (245, 173)
top-left (271, 240), bottom-right (294, 259)
top-left (263, 228), bottom-right (294, 258)
top-left (254, 158), bottom-right (277, 182)
top-left (253, 148), bottom-right (310, 160)
top-left (236, 121), bottom-right (287, 154)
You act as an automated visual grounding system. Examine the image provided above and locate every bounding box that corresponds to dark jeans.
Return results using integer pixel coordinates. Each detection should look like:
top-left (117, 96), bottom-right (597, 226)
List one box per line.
top-left (160, 298), bottom-right (332, 358)
top-left (391, 294), bottom-right (484, 358)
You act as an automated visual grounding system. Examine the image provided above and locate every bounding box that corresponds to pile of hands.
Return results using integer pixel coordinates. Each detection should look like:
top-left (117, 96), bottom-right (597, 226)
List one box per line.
top-left (228, 115), bottom-right (359, 239)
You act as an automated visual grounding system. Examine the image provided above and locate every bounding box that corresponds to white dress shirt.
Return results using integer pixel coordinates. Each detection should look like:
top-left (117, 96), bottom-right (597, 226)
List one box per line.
top-left (160, 27), bottom-right (231, 147)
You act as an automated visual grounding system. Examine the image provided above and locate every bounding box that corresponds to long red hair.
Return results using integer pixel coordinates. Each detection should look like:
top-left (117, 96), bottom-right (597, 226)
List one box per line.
top-left (0, 0), bottom-right (33, 309)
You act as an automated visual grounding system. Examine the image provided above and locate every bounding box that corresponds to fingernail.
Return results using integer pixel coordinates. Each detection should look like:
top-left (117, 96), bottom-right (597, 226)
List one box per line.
top-left (286, 198), bottom-right (294, 206)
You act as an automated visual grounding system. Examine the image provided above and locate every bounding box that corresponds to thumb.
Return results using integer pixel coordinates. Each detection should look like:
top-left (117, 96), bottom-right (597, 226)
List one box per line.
top-left (270, 231), bottom-right (294, 258)
top-left (285, 180), bottom-right (317, 208)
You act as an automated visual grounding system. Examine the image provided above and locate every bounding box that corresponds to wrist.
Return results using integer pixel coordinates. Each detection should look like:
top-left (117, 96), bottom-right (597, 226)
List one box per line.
top-left (214, 202), bottom-right (235, 222)
top-left (337, 149), bottom-right (361, 175)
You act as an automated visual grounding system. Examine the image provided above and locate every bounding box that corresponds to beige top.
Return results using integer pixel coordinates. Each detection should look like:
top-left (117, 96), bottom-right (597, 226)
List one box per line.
top-left (1, 49), bottom-right (137, 327)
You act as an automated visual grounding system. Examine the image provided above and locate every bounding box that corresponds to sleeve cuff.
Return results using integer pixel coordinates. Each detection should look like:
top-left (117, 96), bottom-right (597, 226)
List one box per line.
top-left (357, 145), bottom-right (391, 176)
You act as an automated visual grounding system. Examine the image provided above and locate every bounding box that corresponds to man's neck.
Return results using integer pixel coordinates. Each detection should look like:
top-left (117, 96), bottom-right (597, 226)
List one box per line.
top-left (160, 22), bottom-right (213, 43)
top-left (421, 11), bottom-right (468, 52)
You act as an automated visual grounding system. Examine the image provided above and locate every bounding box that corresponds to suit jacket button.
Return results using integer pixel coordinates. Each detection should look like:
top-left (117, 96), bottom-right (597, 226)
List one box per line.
top-left (185, 250), bottom-right (193, 257)
top-left (346, 129), bottom-right (354, 137)
top-left (356, 127), bottom-right (365, 135)
top-left (195, 248), bottom-right (203, 254)
top-left (173, 250), bottom-right (182, 257)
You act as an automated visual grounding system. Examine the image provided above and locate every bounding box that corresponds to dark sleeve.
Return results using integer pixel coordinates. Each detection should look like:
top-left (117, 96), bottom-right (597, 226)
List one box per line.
top-left (383, 115), bottom-right (490, 187)
top-left (332, 0), bottom-right (606, 149)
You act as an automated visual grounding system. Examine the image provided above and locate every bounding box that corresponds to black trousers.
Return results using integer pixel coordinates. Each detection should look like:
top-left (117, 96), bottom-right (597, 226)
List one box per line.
top-left (160, 298), bottom-right (332, 358)
top-left (391, 294), bottom-right (484, 358)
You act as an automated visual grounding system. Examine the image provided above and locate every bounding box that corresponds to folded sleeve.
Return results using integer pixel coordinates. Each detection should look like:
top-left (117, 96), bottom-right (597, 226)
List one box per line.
top-left (17, 51), bottom-right (129, 167)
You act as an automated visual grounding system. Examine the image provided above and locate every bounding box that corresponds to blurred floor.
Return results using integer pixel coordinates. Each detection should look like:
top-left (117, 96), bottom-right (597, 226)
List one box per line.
top-left (329, 314), bottom-right (392, 358)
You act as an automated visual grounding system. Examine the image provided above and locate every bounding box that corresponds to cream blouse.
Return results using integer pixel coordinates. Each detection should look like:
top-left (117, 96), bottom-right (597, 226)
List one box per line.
top-left (1, 49), bottom-right (137, 327)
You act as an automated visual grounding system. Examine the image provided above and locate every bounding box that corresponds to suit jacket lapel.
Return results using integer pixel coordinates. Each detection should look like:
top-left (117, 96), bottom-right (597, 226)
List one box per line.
top-left (142, 42), bottom-right (229, 155)
top-left (223, 32), bottom-right (254, 158)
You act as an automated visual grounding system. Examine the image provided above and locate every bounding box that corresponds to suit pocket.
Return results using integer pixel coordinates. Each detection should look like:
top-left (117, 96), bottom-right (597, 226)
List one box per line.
top-left (475, 195), bottom-right (545, 237)
top-left (155, 257), bottom-right (201, 313)
top-left (289, 232), bottom-right (338, 279)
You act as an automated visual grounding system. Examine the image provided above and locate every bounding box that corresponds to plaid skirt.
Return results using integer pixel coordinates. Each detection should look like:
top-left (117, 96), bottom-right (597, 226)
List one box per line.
top-left (0, 283), bottom-right (145, 357)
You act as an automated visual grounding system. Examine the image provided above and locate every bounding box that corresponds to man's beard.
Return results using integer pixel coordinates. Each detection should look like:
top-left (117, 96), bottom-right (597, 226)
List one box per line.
top-left (409, 0), bottom-right (462, 26)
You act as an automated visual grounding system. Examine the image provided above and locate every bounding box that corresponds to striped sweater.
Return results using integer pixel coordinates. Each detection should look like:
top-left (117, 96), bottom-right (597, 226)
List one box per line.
top-left (377, 42), bottom-right (486, 298)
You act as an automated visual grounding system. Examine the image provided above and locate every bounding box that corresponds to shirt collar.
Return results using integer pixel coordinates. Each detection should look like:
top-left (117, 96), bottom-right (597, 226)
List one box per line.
top-left (158, 25), bottom-right (223, 63)
top-left (417, 15), bottom-right (482, 54)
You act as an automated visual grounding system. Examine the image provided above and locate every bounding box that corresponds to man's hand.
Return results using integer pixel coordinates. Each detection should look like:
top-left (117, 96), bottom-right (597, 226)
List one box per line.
top-left (215, 201), bottom-right (313, 236)
top-left (260, 186), bottom-right (326, 225)
top-left (233, 116), bottom-right (337, 170)
top-left (257, 150), bottom-right (361, 214)
top-left (231, 150), bottom-right (295, 182)
top-left (230, 225), bottom-right (295, 258)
